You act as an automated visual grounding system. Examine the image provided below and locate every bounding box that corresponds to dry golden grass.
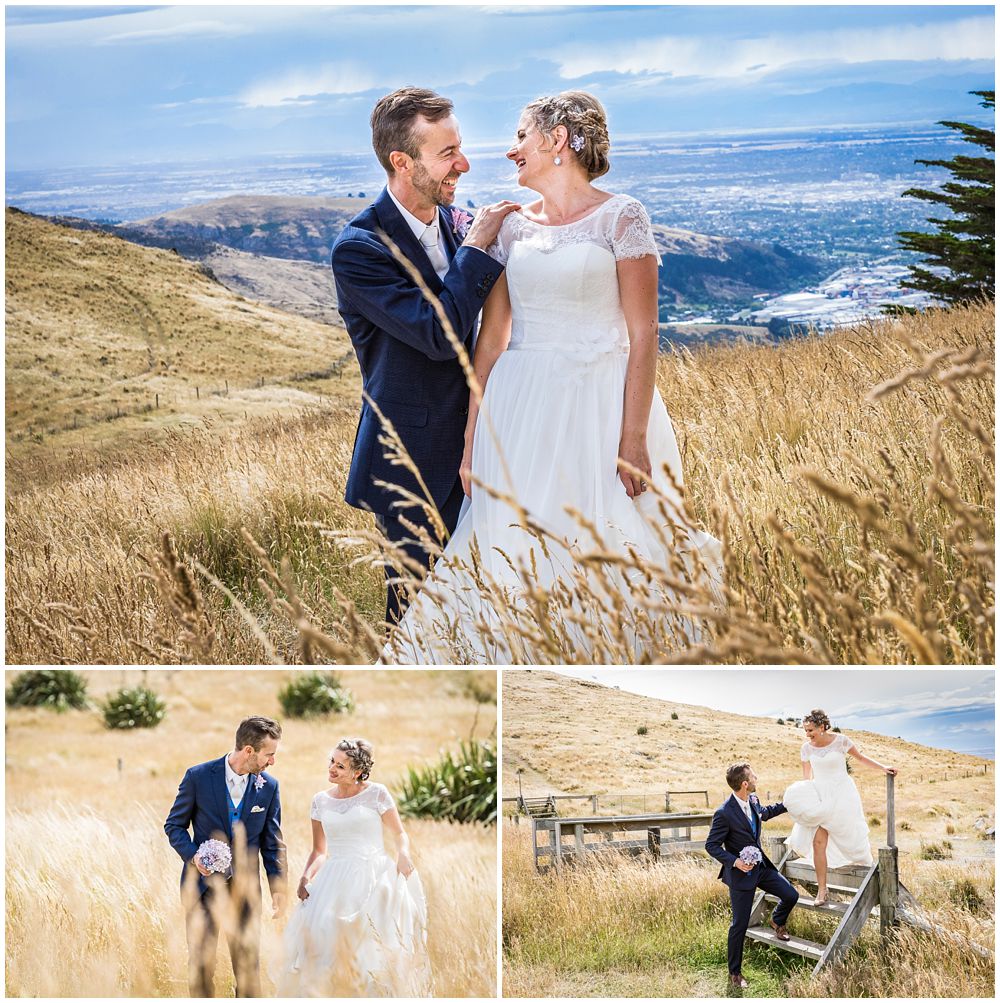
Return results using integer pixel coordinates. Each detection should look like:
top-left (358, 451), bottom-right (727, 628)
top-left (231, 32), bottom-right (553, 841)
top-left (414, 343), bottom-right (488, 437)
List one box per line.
top-left (5, 669), bottom-right (497, 997)
top-left (501, 822), bottom-right (994, 998)
top-left (501, 673), bottom-right (994, 997)
top-left (5, 203), bottom-right (993, 664)
top-left (5, 208), bottom-right (359, 472)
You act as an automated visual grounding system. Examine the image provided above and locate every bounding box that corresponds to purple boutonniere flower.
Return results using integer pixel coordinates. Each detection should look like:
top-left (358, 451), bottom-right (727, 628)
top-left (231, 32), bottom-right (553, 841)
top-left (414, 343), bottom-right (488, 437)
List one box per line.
top-left (450, 208), bottom-right (474, 241)
top-left (254, 774), bottom-right (266, 791)
top-left (739, 845), bottom-right (763, 868)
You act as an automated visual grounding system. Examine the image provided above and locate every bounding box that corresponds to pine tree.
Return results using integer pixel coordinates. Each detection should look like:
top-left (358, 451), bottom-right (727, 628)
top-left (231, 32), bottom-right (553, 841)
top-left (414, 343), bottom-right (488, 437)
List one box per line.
top-left (897, 90), bottom-right (994, 304)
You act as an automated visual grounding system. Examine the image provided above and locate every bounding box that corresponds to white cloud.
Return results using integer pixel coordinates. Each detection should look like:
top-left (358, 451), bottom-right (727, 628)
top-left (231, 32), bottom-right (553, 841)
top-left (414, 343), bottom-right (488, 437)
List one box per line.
top-left (555, 16), bottom-right (996, 81)
top-left (237, 64), bottom-right (384, 108)
top-left (99, 20), bottom-right (252, 45)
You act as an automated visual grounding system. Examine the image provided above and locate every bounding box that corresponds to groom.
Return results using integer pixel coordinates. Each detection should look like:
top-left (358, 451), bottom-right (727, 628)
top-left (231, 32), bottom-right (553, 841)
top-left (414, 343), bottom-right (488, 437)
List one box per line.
top-left (331, 86), bottom-right (517, 623)
top-left (705, 762), bottom-right (799, 989)
top-left (164, 716), bottom-right (287, 997)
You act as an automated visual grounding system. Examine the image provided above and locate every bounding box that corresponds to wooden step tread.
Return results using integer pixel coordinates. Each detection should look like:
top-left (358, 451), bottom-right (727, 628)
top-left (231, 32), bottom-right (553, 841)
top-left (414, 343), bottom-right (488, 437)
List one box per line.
top-left (763, 892), bottom-right (849, 915)
top-left (745, 925), bottom-right (825, 960)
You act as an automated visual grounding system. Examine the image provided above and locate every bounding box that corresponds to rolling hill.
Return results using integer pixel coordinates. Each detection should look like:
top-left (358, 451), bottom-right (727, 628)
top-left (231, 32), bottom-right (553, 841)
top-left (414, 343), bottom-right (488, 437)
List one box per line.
top-left (502, 671), bottom-right (993, 852)
top-left (5, 207), bottom-right (358, 477)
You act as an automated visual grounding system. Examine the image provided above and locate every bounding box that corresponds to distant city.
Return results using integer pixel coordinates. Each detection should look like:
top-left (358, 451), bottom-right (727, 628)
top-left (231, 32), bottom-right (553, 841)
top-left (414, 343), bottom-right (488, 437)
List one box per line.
top-left (6, 125), bottom-right (962, 329)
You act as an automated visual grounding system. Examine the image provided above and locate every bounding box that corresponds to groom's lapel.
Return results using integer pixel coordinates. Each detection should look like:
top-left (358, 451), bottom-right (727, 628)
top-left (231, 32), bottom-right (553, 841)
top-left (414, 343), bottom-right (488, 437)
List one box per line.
top-left (373, 187), bottom-right (443, 293)
top-left (213, 757), bottom-right (233, 839)
top-left (438, 205), bottom-right (458, 260)
top-left (239, 776), bottom-right (259, 826)
top-left (727, 795), bottom-right (754, 838)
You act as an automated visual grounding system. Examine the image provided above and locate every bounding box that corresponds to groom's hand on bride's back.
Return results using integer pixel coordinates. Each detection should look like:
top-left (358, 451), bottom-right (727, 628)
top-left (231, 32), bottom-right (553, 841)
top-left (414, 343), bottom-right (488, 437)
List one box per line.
top-left (463, 201), bottom-right (522, 250)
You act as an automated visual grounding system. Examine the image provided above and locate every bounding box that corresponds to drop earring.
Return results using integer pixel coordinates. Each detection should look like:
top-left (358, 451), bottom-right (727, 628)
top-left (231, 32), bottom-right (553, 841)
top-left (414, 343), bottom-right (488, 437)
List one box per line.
top-left (553, 155), bottom-right (562, 166)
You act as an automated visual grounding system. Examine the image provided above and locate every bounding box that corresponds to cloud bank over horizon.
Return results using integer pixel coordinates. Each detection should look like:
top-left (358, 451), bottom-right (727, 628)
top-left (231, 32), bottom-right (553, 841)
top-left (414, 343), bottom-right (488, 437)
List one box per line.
top-left (6, 4), bottom-right (995, 169)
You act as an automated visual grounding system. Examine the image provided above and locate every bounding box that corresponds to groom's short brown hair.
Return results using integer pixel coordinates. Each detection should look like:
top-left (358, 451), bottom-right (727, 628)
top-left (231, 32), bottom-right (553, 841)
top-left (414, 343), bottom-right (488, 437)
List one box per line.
top-left (726, 762), bottom-right (753, 791)
top-left (235, 716), bottom-right (281, 751)
top-left (370, 87), bottom-right (454, 174)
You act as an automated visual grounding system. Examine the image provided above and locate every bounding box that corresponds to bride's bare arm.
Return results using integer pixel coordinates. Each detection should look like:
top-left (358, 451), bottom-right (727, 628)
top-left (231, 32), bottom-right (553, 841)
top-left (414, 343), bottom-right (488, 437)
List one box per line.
top-left (460, 274), bottom-right (512, 497)
top-left (802, 761), bottom-right (812, 779)
top-left (381, 806), bottom-right (415, 876)
top-left (616, 254), bottom-right (658, 498)
top-left (296, 818), bottom-right (327, 900)
top-left (848, 744), bottom-right (897, 775)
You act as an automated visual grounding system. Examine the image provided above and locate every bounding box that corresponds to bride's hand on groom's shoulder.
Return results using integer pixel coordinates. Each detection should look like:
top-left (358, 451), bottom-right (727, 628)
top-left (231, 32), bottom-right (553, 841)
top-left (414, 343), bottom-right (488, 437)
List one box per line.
top-left (463, 201), bottom-right (522, 250)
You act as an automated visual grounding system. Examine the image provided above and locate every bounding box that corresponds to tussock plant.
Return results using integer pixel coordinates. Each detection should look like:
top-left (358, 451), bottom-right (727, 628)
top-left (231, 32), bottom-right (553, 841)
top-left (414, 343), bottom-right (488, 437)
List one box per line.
top-left (397, 740), bottom-right (497, 825)
top-left (5, 669), bottom-right (88, 711)
top-left (277, 671), bottom-right (355, 718)
top-left (102, 685), bottom-right (167, 729)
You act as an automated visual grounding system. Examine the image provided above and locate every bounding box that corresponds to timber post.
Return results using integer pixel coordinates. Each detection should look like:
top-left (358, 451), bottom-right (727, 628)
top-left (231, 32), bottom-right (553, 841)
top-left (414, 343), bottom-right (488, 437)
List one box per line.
top-left (879, 845), bottom-right (899, 936)
top-left (886, 773), bottom-right (896, 848)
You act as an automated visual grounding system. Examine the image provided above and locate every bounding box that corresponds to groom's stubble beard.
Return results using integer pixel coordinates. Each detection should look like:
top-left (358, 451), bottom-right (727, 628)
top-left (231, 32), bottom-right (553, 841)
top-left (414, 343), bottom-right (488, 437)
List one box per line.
top-left (412, 157), bottom-right (456, 208)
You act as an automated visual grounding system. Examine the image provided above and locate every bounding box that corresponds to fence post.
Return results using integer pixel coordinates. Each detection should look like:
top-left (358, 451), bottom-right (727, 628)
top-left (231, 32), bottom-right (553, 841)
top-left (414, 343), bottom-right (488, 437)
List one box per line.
top-left (886, 773), bottom-right (895, 848)
top-left (196, 386), bottom-right (200, 400)
top-left (879, 845), bottom-right (899, 936)
top-left (665, 792), bottom-right (671, 812)
top-left (590, 794), bottom-right (597, 814)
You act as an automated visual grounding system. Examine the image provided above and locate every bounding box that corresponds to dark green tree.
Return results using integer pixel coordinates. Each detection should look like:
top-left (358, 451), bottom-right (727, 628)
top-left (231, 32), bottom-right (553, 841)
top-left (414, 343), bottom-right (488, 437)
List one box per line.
top-left (898, 90), bottom-right (994, 304)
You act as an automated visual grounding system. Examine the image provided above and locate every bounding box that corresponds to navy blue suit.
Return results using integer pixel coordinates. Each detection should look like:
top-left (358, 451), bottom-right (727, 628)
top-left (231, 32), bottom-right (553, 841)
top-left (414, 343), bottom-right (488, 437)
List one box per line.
top-left (165, 757), bottom-right (286, 996)
top-left (705, 793), bottom-right (798, 975)
top-left (332, 187), bottom-right (504, 621)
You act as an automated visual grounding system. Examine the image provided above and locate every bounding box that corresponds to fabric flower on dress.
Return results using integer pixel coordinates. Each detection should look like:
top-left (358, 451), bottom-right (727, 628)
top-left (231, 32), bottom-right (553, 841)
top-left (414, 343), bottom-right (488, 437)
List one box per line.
top-left (450, 208), bottom-right (474, 240)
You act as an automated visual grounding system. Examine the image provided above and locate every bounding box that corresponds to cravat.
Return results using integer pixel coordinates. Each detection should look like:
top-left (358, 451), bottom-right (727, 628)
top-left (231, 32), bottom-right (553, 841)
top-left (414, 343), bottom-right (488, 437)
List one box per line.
top-left (420, 222), bottom-right (450, 280)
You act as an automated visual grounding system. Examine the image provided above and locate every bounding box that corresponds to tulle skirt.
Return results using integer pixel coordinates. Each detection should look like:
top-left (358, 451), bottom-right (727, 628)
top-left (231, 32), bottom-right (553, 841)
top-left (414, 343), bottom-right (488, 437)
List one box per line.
top-left (783, 778), bottom-right (873, 870)
top-left (277, 851), bottom-right (431, 997)
top-left (385, 347), bottom-right (723, 663)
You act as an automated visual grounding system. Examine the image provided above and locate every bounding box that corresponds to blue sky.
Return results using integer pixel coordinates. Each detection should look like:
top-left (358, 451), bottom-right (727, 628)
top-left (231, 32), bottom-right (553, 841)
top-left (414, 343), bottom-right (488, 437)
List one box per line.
top-left (5, 3), bottom-right (995, 169)
top-left (552, 669), bottom-right (996, 757)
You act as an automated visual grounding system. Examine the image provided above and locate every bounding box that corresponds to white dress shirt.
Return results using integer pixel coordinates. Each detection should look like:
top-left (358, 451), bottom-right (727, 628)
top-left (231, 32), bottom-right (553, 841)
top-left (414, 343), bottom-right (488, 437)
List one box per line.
top-left (224, 753), bottom-right (249, 806)
top-left (387, 187), bottom-right (450, 279)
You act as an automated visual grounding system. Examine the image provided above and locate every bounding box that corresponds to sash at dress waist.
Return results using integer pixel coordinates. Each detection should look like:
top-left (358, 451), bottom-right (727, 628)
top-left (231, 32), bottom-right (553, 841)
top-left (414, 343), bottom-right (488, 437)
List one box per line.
top-left (322, 842), bottom-right (387, 861)
top-left (505, 341), bottom-right (629, 364)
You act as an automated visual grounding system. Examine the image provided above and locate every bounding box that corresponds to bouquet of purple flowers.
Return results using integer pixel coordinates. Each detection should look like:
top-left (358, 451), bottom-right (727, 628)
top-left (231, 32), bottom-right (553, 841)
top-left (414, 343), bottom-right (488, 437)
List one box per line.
top-left (196, 838), bottom-right (232, 874)
top-left (739, 846), bottom-right (762, 868)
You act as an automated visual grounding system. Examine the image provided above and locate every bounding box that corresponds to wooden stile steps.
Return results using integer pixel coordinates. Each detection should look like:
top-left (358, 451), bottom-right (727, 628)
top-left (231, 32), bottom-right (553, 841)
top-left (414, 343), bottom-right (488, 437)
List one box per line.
top-left (747, 849), bottom-right (881, 975)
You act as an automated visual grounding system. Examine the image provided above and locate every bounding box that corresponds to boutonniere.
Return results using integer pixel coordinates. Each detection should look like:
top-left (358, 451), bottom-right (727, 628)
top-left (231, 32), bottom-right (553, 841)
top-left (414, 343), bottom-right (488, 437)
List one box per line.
top-left (253, 774), bottom-right (266, 791)
top-left (450, 207), bottom-right (474, 241)
top-left (749, 793), bottom-right (760, 810)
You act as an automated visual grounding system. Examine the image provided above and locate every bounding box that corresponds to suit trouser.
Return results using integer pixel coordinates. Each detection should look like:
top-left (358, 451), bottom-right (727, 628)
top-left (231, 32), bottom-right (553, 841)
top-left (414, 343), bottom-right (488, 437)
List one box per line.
top-left (727, 868), bottom-right (799, 974)
top-left (376, 477), bottom-right (465, 624)
top-left (185, 882), bottom-right (261, 997)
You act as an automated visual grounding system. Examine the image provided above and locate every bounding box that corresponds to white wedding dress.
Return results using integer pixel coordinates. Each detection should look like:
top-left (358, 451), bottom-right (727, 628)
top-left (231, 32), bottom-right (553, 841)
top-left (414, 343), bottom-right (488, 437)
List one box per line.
top-left (783, 734), bottom-right (874, 869)
top-left (385, 193), bottom-right (723, 664)
top-left (277, 784), bottom-right (431, 997)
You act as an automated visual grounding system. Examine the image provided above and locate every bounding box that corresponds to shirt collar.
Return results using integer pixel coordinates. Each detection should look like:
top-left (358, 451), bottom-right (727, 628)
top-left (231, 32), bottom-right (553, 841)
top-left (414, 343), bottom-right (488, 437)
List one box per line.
top-left (387, 185), bottom-right (438, 242)
top-left (224, 753), bottom-right (247, 788)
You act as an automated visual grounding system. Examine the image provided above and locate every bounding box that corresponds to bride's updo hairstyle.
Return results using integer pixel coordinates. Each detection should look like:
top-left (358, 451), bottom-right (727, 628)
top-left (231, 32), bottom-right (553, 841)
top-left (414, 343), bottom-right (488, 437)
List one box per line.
top-left (336, 737), bottom-right (374, 781)
top-left (524, 90), bottom-right (611, 180)
top-left (804, 709), bottom-right (831, 731)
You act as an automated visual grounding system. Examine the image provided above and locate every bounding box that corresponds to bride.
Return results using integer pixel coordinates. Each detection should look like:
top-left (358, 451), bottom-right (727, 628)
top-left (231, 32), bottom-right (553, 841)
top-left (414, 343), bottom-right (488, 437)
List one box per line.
top-left (278, 739), bottom-right (431, 997)
top-left (385, 90), bottom-right (722, 664)
top-left (782, 709), bottom-right (898, 905)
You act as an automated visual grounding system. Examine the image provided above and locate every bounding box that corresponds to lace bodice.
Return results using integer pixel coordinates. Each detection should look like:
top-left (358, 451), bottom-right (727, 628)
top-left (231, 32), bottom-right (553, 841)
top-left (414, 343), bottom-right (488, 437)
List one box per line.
top-left (487, 194), bottom-right (660, 266)
top-left (801, 734), bottom-right (854, 761)
top-left (801, 734), bottom-right (855, 782)
top-left (485, 194), bottom-right (661, 362)
top-left (309, 782), bottom-right (395, 857)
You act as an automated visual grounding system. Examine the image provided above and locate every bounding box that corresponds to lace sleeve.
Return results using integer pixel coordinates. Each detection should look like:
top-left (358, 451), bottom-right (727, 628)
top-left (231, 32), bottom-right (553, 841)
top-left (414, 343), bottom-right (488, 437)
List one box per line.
top-left (485, 213), bottom-right (515, 267)
top-left (800, 741), bottom-right (811, 762)
top-left (611, 197), bottom-right (661, 262)
top-left (309, 792), bottom-right (323, 821)
top-left (837, 733), bottom-right (856, 754)
top-left (374, 783), bottom-right (396, 816)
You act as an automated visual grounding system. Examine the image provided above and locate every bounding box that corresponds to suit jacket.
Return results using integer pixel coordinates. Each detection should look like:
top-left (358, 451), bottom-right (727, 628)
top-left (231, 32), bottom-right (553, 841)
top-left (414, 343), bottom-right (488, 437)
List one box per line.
top-left (331, 187), bottom-right (504, 518)
top-left (705, 793), bottom-right (787, 891)
top-left (164, 756), bottom-right (287, 900)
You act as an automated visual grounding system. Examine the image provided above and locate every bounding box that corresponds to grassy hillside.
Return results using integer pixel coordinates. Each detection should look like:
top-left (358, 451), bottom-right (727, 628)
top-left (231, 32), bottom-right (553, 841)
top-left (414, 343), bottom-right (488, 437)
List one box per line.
top-left (501, 672), bottom-right (994, 998)
top-left (5, 668), bottom-right (497, 997)
top-left (5, 208), bottom-right (358, 474)
top-left (4, 202), bottom-right (993, 663)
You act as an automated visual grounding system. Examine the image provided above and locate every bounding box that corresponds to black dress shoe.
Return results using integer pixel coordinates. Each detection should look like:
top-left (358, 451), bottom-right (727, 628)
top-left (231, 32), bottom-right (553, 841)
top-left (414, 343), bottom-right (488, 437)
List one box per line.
top-left (769, 918), bottom-right (791, 941)
top-left (729, 973), bottom-right (749, 988)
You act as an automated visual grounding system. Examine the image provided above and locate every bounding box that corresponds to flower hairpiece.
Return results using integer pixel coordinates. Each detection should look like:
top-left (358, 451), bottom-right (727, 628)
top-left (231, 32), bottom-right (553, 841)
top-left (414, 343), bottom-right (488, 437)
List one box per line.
top-left (570, 134), bottom-right (585, 153)
top-left (254, 773), bottom-right (266, 791)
